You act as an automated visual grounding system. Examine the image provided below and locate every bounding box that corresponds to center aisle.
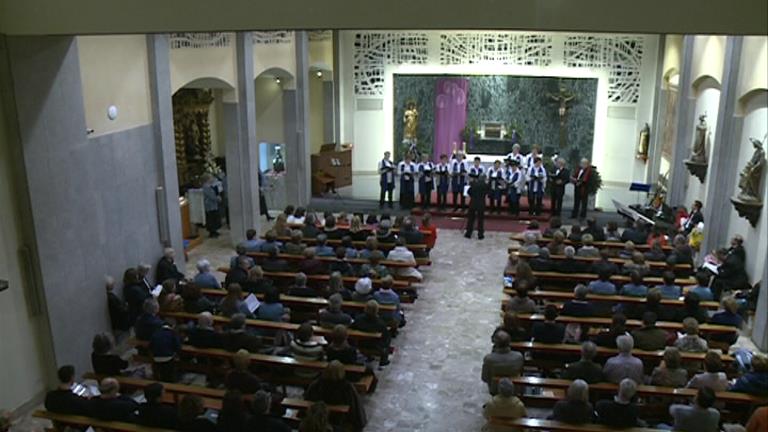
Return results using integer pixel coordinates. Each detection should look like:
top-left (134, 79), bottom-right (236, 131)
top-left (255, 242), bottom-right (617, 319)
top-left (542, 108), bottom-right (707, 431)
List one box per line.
top-left (363, 229), bottom-right (508, 432)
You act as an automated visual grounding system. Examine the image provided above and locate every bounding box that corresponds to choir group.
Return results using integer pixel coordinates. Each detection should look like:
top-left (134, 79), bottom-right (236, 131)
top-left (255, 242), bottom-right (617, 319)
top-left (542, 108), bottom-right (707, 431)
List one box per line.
top-left (378, 144), bottom-right (594, 220)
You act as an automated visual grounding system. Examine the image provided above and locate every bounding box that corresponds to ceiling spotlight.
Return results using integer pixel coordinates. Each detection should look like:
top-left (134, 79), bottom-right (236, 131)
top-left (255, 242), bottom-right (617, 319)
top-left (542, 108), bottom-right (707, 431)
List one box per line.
top-left (316, 70), bottom-right (323, 78)
top-left (275, 77), bottom-right (281, 84)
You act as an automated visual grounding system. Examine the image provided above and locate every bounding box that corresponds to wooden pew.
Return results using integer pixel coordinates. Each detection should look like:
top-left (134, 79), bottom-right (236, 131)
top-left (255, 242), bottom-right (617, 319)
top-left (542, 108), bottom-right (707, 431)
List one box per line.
top-left (513, 313), bottom-right (738, 335)
top-left (271, 235), bottom-right (427, 252)
top-left (505, 269), bottom-right (696, 286)
top-left (502, 289), bottom-right (720, 310)
top-left (509, 251), bottom-right (691, 270)
top-left (286, 222), bottom-right (432, 236)
top-left (508, 341), bottom-right (734, 364)
top-left (158, 311), bottom-right (383, 342)
top-left (509, 233), bottom-right (673, 252)
top-left (129, 341), bottom-right (375, 393)
top-left (33, 410), bottom-right (174, 432)
top-left (488, 417), bottom-right (664, 432)
top-left (199, 288), bottom-right (396, 314)
top-left (246, 250), bottom-right (430, 268)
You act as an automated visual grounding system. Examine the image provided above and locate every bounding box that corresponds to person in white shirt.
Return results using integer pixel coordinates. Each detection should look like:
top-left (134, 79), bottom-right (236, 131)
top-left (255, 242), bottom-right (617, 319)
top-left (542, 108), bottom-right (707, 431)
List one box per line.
top-left (525, 144), bottom-right (542, 170)
top-left (505, 160), bottom-right (524, 216)
top-left (450, 152), bottom-right (468, 210)
top-left (398, 155), bottom-right (417, 209)
top-left (417, 153), bottom-right (435, 209)
top-left (386, 238), bottom-right (423, 282)
top-left (435, 154), bottom-right (450, 210)
top-left (487, 160), bottom-right (506, 213)
top-left (505, 143), bottom-right (525, 166)
top-left (527, 156), bottom-right (547, 216)
top-left (468, 156), bottom-right (485, 180)
top-left (378, 151), bottom-right (396, 208)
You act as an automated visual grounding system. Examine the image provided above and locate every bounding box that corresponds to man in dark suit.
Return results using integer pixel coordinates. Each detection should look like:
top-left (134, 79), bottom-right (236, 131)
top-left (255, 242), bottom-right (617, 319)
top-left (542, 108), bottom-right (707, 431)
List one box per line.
top-left (224, 314), bottom-right (263, 353)
top-left (556, 246), bottom-right (591, 273)
top-left (570, 158), bottom-right (593, 220)
top-left (88, 378), bottom-right (139, 422)
top-left (44, 365), bottom-right (91, 415)
top-left (155, 248), bottom-right (185, 283)
top-left (187, 312), bottom-right (223, 349)
top-left (465, 174), bottom-right (489, 240)
top-left (137, 383), bottom-right (178, 429)
top-left (225, 256), bottom-right (251, 287)
top-left (682, 200), bottom-right (704, 234)
top-left (550, 157), bottom-right (570, 217)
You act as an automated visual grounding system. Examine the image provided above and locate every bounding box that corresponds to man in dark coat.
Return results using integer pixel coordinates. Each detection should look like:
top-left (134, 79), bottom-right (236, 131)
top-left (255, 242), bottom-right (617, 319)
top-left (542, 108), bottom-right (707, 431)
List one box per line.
top-left (550, 157), bottom-right (570, 217)
top-left (465, 174), bottom-right (489, 240)
top-left (156, 247), bottom-right (185, 284)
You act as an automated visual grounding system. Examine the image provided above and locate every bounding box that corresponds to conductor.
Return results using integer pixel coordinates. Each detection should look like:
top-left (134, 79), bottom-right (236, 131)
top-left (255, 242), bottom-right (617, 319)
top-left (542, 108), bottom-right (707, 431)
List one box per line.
top-left (464, 174), bottom-right (489, 240)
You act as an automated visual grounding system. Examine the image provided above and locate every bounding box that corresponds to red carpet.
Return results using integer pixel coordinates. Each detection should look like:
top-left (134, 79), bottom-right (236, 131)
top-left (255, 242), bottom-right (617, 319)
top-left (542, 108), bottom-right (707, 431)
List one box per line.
top-left (408, 195), bottom-right (553, 232)
top-left (410, 213), bottom-right (549, 233)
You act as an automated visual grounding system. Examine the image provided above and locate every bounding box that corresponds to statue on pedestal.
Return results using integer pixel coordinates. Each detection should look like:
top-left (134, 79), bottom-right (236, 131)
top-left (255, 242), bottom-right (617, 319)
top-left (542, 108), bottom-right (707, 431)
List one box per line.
top-left (402, 100), bottom-right (419, 158)
top-left (736, 137), bottom-right (766, 203)
top-left (690, 114), bottom-right (710, 164)
top-left (636, 123), bottom-right (650, 162)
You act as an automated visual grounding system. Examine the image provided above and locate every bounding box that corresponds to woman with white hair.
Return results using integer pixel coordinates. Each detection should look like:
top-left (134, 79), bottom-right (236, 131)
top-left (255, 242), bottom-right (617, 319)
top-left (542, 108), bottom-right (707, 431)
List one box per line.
top-left (603, 334), bottom-right (644, 384)
top-left (551, 379), bottom-right (593, 424)
top-left (519, 232), bottom-right (541, 255)
top-left (595, 378), bottom-right (640, 427)
top-left (192, 259), bottom-right (220, 289)
top-left (482, 378), bottom-right (527, 432)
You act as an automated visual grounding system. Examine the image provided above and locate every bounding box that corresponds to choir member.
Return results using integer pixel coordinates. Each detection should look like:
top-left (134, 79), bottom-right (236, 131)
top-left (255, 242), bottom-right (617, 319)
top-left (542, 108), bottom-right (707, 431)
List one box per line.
top-left (469, 156), bottom-right (485, 179)
top-left (505, 143), bottom-right (525, 166)
top-left (417, 153), bottom-right (435, 209)
top-left (398, 155), bottom-right (417, 209)
top-left (551, 157), bottom-right (569, 217)
top-left (450, 152), bottom-right (468, 210)
top-left (527, 157), bottom-right (547, 216)
top-left (487, 160), bottom-right (506, 213)
top-left (436, 154), bottom-right (450, 210)
top-left (570, 158), bottom-right (592, 220)
top-left (506, 160), bottom-right (524, 217)
top-left (378, 151), bottom-right (395, 208)
top-left (525, 144), bottom-right (542, 170)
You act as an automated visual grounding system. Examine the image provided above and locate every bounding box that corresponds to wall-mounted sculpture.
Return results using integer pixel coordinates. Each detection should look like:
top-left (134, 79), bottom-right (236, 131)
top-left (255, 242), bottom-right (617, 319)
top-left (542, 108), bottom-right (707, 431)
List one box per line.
top-left (636, 123), bottom-right (650, 162)
top-left (684, 114), bottom-right (710, 183)
top-left (730, 136), bottom-right (766, 227)
top-left (172, 89), bottom-right (218, 192)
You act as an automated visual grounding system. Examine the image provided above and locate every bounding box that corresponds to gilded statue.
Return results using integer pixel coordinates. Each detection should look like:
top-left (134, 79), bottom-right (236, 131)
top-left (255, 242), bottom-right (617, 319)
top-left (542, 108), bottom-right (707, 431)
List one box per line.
top-left (637, 123), bottom-right (650, 162)
top-left (736, 137), bottom-right (766, 203)
top-left (403, 100), bottom-right (419, 143)
top-left (690, 114), bottom-right (710, 163)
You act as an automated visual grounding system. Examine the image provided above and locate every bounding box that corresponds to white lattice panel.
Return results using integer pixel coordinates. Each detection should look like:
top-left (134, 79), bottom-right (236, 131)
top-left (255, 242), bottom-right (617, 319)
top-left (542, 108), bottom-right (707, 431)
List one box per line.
top-left (170, 33), bottom-right (231, 49)
top-left (252, 31), bottom-right (293, 44)
top-left (564, 35), bottom-right (644, 104)
top-left (439, 33), bottom-right (553, 66)
top-left (353, 32), bottom-right (428, 96)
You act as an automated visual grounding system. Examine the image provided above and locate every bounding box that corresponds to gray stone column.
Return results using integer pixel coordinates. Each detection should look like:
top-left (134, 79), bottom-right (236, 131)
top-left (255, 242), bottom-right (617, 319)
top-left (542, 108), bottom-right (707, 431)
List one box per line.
top-left (146, 34), bottom-right (185, 266)
top-left (646, 35), bottom-right (666, 185)
top-left (332, 30), bottom-right (342, 145)
top-left (754, 257), bottom-right (768, 351)
top-left (293, 31), bottom-right (312, 206)
top-left (282, 88), bottom-right (300, 204)
top-left (699, 37), bottom-right (744, 263)
top-left (227, 32), bottom-right (260, 244)
top-left (667, 36), bottom-right (696, 207)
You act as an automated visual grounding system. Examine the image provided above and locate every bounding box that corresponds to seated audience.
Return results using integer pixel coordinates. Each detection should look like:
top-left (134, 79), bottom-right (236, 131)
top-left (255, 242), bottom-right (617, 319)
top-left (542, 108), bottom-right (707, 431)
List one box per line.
top-left (644, 240), bottom-right (667, 262)
top-left (123, 267), bottom-right (151, 325)
top-left (187, 312), bottom-right (222, 349)
top-left (318, 293), bottom-right (353, 328)
top-left (192, 259), bottom-right (220, 289)
top-left (178, 394), bottom-right (217, 432)
top-left (400, 218), bottom-right (425, 246)
top-left (302, 214), bottom-right (321, 239)
top-left (593, 313), bottom-right (628, 348)
top-left (512, 261), bottom-right (538, 290)
top-left (618, 241), bottom-right (636, 260)
top-left (298, 402), bottom-right (333, 432)
top-left (241, 265), bottom-right (273, 294)
top-left (562, 341), bottom-right (604, 384)
top-left (138, 383), bottom-right (178, 429)
top-left (651, 346), bottom-right (688, 387)
top-left (532, 304), bottom-right (565, 343)
top-left (567, 225), bottom-right (583, 243)
top-left (229, 245), bottom-right (255, 270)
top-left (225, 256), bottom-right (251, 287)
top-left (631, 311), bottom-right (669, 351)
top-left (551, 379), bottom-right (593, 424)
top-left (372, 275), bottom-right (403, 325)
top-left (259, 230), bottom-right (283, 253)
top-left (225, 349), bottom-right (265, 394)
top-left (646, 225), bottom-right (669, 247)
top-left (361, 251), bottom-right (390, 279)
top-left (323, 215), bottom-right (345, 240)
top-left (283, 230), bottom-right (307, 256)
top-left (687, 271), bottom-right (714, 301)
top-left (528, 248), bottom-right (553, 272)
top-left (91, 333), bottom-right (128, 376)
top-left (623, 252), bottom-right (650, 277)
top-left (348, 216), bottom-right (370, 242)
top-left (223, 314), bottom-right (262, 353)
top-left (590, 250), bottom-right (619, 277)
top-left (522, 221), bottom-right (542, 240)
top-left (557, 246), bottom-right (590, 273)
top-left (328, 246), bottom-right (354, 276)
top-left (44, 365), bottom-right (90, 415)
top-left (667, 387), bottom-right (720, 432)
top-left (327, 271), bottom-right (353, 300)
top-left (747, 406), bottom-right (768, 432)
top-left (605, 221), bottom-right (620, 242)
top-left (106, 276), bottom-right (130, 334)
top-left (730, 354), bottom-right (768, 396)
top-left (595, 378), bottom-right (639, 428)
top-left (241, 228), bottom-right (263, 252)
top-left (305, 362), bottom-right (367, 431)
top-left (504, 252), bottom-right (519, 275)
top-left (350, 301), bottom-right (391, 366)
top-left (620, 271), bottom-right (648, 298)
top-left (149, 322), bottom-right (181, 382)
top-left (156, 247), bottom-right (185, 284)
top-left (621, 221), bottom-right (649, 245)
top-left (288, 272), bottom-right (321, 298)
top-left (655, 271), bottom-right (682, 299)
top-left (287, 206), bottom-right (306, 225)
top-left (219, 283), bottom-right (253, 319)
top-left (386, 238), bottom-right (423, 281)
top-left (135, 298), bottom-right (163, 341)
top-left (375, 220), bottom-right (396, 244)
top-left (217, 390), bottom-right (249, 432)
top-left (298, 247), bottom-right (326, 275)
top-left (341, 236), bottom-right (359, 258)
top-left (560, 284), bottom-right (595, 317)
top-left (254, 287), bottom-right (288, 322)
top-left (89, 377), bottom-right (139, 422)
top-left (506, 282), bottom-right (537, 314)
top-left (674, 292), bottom-right (709, 323)
top-left (542, 216), bottom-right (566, 238)
top-left (687, 350), bottom-right (729, 391)
top-left (588, 268), bottom-right (617, 295)
top-left (546, 230), bottom-right (567, 256)
top-left (420, 213), bottom-right (438, 250)
top-left (708, 296), bottom-right (743, 345)
top-left (314, 234), bottom-right (335, 257)
top-left (358, 236), bottom-right (379, 260)
top-left (157, 280), bottom-right (183, 312)
top-left (576, 234), bottom-right (600, 258)
top-left (491, 311), bottom-right (529, 344)
top-left (352, 276), bottom-right (373, 302)
top-left (675, 317), bottom-right (708, 353)
top-left (519, 232), bottom-right (541, 255)
top-left (291, 322), bottom-right (325, 367)
top-left (583, 218), bottom-right (606, 242)
top-left (325, 324), bottom-right (359, 365)
top-left (482, 378), bottom-right (527, 431)
top-left (181, 283), bottom-right (215, 314)
top-left (670, 234), bottom-right (695, 267)
top-left (481, 331), bottom-right (524, 395)
top-left (603, 335), bottom-right (643, 384)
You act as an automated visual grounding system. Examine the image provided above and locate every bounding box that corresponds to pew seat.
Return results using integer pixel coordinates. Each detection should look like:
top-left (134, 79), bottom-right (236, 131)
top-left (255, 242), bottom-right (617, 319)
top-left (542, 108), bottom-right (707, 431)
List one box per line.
top-left (502, 289), bottom-right (720, 310)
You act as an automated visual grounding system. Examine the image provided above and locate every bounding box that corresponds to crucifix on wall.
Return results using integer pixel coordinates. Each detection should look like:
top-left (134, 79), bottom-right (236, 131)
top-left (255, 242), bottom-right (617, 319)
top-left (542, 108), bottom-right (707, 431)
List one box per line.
top-left (547, 80), bottom-right (576, 148)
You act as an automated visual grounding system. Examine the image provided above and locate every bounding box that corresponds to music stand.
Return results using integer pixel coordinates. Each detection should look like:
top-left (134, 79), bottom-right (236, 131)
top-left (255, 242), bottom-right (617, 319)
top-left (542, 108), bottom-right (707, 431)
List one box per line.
top-left (629, 182), bottom-right (652, 206)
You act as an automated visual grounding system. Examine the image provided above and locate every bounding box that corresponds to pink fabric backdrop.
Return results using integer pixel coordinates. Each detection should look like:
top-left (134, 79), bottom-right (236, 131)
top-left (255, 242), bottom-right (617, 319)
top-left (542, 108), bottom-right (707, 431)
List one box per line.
top-left (433, 78), bottom-right (468, 159)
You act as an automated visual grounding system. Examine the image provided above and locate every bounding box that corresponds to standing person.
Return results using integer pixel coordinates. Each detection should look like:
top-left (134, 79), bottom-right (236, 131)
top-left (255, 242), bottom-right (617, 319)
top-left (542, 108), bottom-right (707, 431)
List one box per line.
top-left (506, 160), bottom-right (524, 217)
top-left (468, 156), bottom-right (485, 180)
top-left (487, 160), bottom-right (505, 213)
top-left (465, 174), bottom-right (489, 240)
top-left (435, 154), bottom-right (450, 210)
top-left (505, 143), bottom-right (525, 166)
top-left (450, 151), bottom-right (468, 210)
top-left (570, 158), bottom-right (592, 220)
top-left (417, 153), bottom-right (435, 209)
top-left (550, 157), bottom-right (569, 217)
top-left (526, 157), bottom-right (547, 216)
top-left (378, 151), bottom-right (395, 208)
top-left (682, 200), bottom-right (704, 234)
top-left (258, 170), bottom-right (273, 222)
top-left (202, 174), bottom-right (222, 238)
top-left (524, 145), bottom-right (542, 170)
top-left (398, 154), bottom-right (417, 209)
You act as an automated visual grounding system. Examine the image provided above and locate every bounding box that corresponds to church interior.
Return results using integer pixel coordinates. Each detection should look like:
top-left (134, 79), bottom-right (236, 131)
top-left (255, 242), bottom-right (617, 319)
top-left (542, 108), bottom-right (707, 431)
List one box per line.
top-left (0, 1), bottom-right (767, 431)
